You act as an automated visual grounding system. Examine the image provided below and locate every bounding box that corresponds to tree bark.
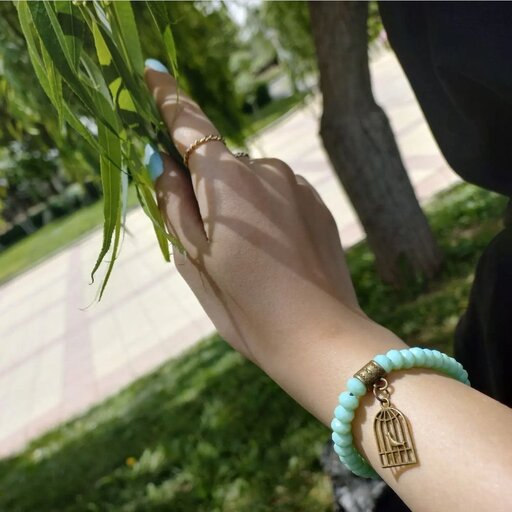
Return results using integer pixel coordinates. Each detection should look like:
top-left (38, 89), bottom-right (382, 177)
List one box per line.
top-left (308, 1), bottom-right (442, 286)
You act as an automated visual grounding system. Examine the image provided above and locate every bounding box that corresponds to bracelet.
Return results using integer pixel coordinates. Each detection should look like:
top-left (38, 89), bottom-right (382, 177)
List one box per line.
top-left (330, 347), bottom-right (471, 479)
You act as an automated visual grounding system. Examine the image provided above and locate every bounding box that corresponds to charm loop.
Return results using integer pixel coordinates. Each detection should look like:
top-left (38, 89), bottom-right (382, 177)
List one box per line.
top-left (373, 377), bottom-right (391, 406)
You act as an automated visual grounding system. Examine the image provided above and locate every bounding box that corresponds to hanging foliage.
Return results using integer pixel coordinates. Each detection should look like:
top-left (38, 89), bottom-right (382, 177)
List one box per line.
top-left (14, 0), bottom-right (185, 299)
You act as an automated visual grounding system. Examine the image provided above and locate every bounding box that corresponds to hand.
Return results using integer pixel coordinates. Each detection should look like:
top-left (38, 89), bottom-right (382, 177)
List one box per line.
top-left (144, 65), bottom-right (370, 364)
top-left (144, 65), bottom-right (512, 512)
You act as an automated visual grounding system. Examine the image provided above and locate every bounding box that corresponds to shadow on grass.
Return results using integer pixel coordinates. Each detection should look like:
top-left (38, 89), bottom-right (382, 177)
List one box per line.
top-left (0, 338), bottom-right (330, 512)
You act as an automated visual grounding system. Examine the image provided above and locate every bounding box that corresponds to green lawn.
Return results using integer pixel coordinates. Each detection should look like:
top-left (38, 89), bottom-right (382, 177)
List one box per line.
top-left (0, 200), bottom-right (104, 284)
top-left (241, 92), bottom-right (308, 138)
top-left (0, 187), bottom-right (139, 285)
top-left (0, 184), bottom-right (507, 511)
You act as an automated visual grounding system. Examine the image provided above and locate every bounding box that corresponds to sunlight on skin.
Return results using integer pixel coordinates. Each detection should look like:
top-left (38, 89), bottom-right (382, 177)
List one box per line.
top-left (144, 63), bottom-right (512, 512)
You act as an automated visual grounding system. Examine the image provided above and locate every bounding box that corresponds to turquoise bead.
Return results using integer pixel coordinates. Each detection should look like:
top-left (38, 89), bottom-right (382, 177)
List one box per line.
top-left (444, 357), bottom-right (454, 373)
top-left (332, 346), bottom-right (469, 480)
top-left (331, 418), bottom-right (344, 433)
top-left (332, 432), bottom-right (352, 447)
top-left (422, 349), bottom-right (434, 367)
top-left (347, 377), bottom-right (367, 397)
top-left (353, 463), bottom-right (372, 477)
top-left (335, 444), bottom-right (354, 456)
top-left (386, 349), bottom-right (404, 369)
top-left (335, 405), bottom-right (355, 423)
top-left (333, 420), bottom-right (351, 434)
top-left (333, 444), bottom-right (344, 456)
top-left (400, 349), bottom-right (415, 369)
top-left (431, 350), bottom-right (443, 368)
top-left (338, 391), bottom-right (359, 410)
top-left (410, 347), bottom-right (426, 366)
top-left (365, 467), bottom-right (380, 479)
top-left (341, 453), bottom-right (361, 466)
top-left (332, 431), bottom-right (352, 447)
top-left (373, 354), bottom-right (393, 373)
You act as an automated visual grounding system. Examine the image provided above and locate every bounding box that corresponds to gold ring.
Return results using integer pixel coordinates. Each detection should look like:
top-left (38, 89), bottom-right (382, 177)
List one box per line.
top-left (234, 152), bottom-right (250, 159)
top-left (183, 134), bottom-right (225, 168)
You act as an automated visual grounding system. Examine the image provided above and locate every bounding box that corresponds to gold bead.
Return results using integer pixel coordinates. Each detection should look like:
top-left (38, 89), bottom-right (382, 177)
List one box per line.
top-left (354, 360), bottom-right (387, 389)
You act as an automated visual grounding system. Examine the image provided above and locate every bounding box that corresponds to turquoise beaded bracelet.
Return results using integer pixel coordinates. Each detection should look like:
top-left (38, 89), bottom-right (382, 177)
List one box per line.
top-left (331, 347), bottom-right (470, 479)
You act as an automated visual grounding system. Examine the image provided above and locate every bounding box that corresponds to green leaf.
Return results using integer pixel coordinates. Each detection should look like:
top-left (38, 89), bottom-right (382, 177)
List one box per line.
top-left (55, 2), bottom-right (85, 70)
top-left (109, 1), bottom-right (144, 76)
top-left (90, 122), bottom-right (122, 283)
top-left (27, 1), bottom-right (96, 118)
top-left (145, 1), bottom-right (179, 79)
top-left (98, 202), bottom-right (122, 300)
top-left (135, 175), bottom-right (182, 251)
top-left (92, 21), bottom-right (112, 66)
top-left (40, 42), bottom-right (64, 131)
top-left (135, 184), bottom-right (173, 262)
top-left (17, 1), bottom-right (97, 149)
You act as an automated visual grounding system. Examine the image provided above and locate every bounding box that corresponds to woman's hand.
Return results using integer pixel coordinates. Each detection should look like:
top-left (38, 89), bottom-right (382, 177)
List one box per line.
top-left (143, 61), bottom-right (512, 512)
top-left (144, 63), bottom-right (374, 369)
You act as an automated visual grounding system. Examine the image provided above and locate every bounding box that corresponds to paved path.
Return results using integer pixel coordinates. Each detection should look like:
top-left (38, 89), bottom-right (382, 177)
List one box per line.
top-left (0, 51), bottom-right (460, 458)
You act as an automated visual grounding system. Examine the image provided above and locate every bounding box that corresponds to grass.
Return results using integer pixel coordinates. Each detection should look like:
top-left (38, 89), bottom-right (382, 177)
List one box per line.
top-left (241, 92), bottom-right (308, 138)
top-left (0, 187), bottom-right (139, 285)
top-left (0, 184), bottom-right (507, 511)
top-left (0, 200), bottom-right (104, 284)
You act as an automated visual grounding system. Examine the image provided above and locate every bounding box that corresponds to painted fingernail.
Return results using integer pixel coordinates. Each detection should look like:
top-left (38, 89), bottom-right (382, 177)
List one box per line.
top-left (144, 144), bottom-right (164, 182)
top-left (144, 58), bottom-right (169, 74)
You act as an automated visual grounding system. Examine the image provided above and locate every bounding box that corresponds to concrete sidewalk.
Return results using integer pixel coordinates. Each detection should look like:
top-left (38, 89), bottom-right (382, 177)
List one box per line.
top-left (0, 51), bottom-right (460, 458)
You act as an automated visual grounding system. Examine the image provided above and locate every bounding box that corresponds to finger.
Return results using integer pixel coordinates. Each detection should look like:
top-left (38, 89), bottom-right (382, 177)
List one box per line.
top-left (144, 61), bottom-right (238, 178)
top-left (248, 157), bottom-right (297, 186)
top-left (148, 148), bottom-right (208, 257)
top-left (295, 174), bottom-right (327, 207)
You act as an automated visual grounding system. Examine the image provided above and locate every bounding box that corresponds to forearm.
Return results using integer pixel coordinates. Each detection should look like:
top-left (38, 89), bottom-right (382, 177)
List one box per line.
top-left (259, 314), bottom-right (512, 512)
top-left (143, 63), bottom-right (512, 511)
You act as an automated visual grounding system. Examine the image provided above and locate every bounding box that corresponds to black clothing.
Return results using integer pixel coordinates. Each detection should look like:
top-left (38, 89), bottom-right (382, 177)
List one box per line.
top-left (378, 0), bottom-right (512, 406)
top-left (372, 3), bottom-right (511, 511)
top-left (379, 2), bottom-right (512, 197)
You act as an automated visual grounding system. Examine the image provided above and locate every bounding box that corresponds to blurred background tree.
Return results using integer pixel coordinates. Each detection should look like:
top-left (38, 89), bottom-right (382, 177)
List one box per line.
top-left (250, 0), bottom-right (442, 287)
top-left (0, 2), bottom-right (99, 239)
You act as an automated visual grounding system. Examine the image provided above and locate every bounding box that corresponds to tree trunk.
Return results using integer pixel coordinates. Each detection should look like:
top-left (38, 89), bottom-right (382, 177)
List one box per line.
top-left (308, 1), bottom-right (442, 286)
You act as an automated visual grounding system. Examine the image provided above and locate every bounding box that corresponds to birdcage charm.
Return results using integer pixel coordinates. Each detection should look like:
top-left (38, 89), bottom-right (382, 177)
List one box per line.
top-left (373, 378), bottom-right (417, 468)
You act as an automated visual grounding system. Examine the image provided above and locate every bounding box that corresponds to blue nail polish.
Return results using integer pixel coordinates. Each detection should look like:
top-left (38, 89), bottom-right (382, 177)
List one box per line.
top-left (144, 144), bottom-right (164, 181)
top-left (145, 58), bottom-right (169, 74)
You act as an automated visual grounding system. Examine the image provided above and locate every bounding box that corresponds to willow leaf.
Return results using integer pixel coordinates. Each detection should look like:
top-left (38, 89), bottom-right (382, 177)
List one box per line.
top-left (90, 122), bottom-right (122, 283)
top-left (110, 1), bottom-right (144, 76)
top-left (17, 2), bottom-right (98, 150)
top-left (145, 1), bottom-right (179, 79)
top-left (55, 1), bottom-right (85, 70)
top-left (41, 43), bottom-right (64, 130)
top-left (98, 203), bottom-right (122, 300)
top-left (17, 2), bottom-right (53, 101)
top-left (92, 21), bottom-right (112, 66)
top-left (136, 180), bottom-right (182, 250)
top-left (27, 1), bottom-right (95, 118)
top-left (135, 185), bottom-right (172, 261)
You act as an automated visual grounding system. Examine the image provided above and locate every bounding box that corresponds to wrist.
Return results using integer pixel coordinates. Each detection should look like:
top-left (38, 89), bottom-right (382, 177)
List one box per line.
top-left (258, 311), bottom-right (408, 425)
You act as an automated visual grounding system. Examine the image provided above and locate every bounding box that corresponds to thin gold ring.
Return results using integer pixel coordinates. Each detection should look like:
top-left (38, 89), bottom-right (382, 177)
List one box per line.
top-left (183, 134), bottom-right (225, 168)
top-left (234, 152), bottom-right (250, 159)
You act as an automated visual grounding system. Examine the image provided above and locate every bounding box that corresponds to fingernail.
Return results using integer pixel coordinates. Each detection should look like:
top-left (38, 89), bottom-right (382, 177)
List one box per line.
top-left (144, 144), bottom-right (164, 182)
top-left (144, 58), bottom-right (169, 74)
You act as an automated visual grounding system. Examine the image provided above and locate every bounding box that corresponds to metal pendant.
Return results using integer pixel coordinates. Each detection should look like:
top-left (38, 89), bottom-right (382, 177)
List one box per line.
top-left (373, 378), bottom-right (417, 468)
